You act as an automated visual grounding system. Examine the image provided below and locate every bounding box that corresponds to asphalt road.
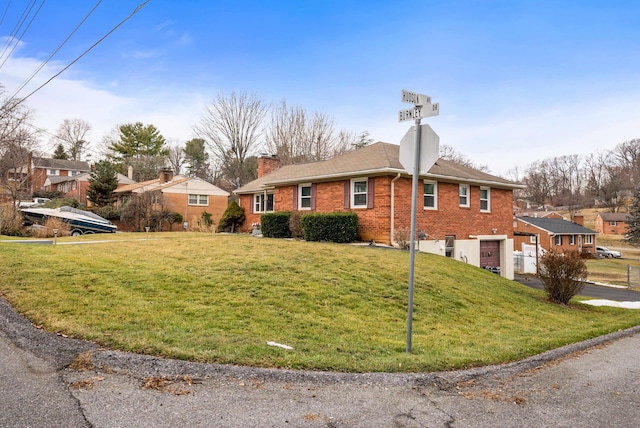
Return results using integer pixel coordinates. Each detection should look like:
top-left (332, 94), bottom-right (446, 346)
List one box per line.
top-left (3, 290), bottom-right (640, 427)
top-left (514, 274), bottom-right (640, 301)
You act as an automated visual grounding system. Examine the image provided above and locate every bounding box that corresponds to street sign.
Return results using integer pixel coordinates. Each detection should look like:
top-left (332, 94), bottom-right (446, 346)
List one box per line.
top-left (398, 124), bottom-right (440, 175)
top-left (401, 89), bottom-right (431, 106)
top-left (398, 103), bottom-right (439, 122)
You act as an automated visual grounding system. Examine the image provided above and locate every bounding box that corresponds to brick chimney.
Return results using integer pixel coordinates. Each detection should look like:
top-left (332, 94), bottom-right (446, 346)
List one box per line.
top-left (573, 214), bottom-right (584, 226)
top-left (257, 155), bottom-right (280, 178)
top-left (159, 168), bottom-right (174, 184)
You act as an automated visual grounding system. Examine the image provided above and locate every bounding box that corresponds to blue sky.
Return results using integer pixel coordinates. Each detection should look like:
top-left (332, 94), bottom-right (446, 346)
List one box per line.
top-left (1, 0), bottom-right (639, 176)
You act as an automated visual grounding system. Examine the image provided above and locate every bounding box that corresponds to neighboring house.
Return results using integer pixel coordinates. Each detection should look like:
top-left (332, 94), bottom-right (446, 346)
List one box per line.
top-left (28, 155), bottom-right (91, 194)
top-left (513, 216), bottom-right (597, 255)
top-left (235, 142), bottom-right (524, 279)
top-left (113, 169), bottom-right (230, 228)
top-left (45, 172), bottom-right (136, 205)
top-left (594, 212), bottom-right (630, 235)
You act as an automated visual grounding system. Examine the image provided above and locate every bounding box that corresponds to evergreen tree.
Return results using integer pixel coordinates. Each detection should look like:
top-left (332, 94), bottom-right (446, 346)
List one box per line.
top-left (625, 187), bottom-right (640, 246)
top-left (87, 160), bottom-right (118, 207)
top-left (106, 122), bottom-right (168, 181)
top-left (53, 143), bottom-right (68, 159)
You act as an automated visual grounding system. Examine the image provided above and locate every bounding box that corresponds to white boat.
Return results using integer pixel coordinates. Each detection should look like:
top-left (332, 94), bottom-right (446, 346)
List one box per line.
top-left (20, 206), bottom-right (117, 236)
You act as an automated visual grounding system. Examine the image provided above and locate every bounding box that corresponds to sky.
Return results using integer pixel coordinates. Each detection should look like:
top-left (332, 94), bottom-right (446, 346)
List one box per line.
top-left (1, 0), bottom-right (639, 177)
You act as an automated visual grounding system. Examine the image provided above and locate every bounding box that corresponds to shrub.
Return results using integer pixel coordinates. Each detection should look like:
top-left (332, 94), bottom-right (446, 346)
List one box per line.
top-left (538, 250), bottom-right (588, 305)
top-left (289, 211), bottom-right (303, 239)
top-left (301, 212), bottom-right (359, 243)
top-left (0, 204), bottom-right (25, 236)
top-left (394, 227), bottom-right (411, 249)
top-left (93, 205), bottom-right (120, 221)
top-left (31, 217), bottom-right (71, 238)
top-left (217, 201), bottom-right (245, 233)
top-left (262, 212), bottom-right (292, 238)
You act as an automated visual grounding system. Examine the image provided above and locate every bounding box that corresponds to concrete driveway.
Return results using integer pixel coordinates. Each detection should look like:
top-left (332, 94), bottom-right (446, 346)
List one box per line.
top-left (3, 293), bottom-right (640, 427)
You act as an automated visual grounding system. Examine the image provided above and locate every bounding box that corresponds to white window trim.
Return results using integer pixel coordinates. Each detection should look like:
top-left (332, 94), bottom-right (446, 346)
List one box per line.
top-left (351, 177), bottom-right (368, 209)
top-left (423, 180), bottom-right (437, 210)
top-left (459, 184), bottom-right (470, 208)
top-left (298, 183), bottom-right (312, 210)
top-left (188, 194), bottom-right (209, 206)
top-left (480, 187), bottom-right (490, 213)
top-left (253, 192), bottom-right (274, 213)
top-left (569, 235), bottom-right (576, 245)
top-left (554, 235), bottom-right (562, 246)
top-left (584, 235), bottom-right (593, 244)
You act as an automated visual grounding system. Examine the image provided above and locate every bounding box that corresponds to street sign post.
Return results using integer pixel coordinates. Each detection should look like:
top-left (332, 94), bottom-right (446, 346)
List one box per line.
top-left (398, 89), bottom-right (439, 354)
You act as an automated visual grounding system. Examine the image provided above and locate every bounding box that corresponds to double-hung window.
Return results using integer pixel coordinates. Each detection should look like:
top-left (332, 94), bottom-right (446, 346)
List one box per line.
top-left (480, 187), bottom-right (490, 212)
top-left (299, 184), bottom-right (312, 210)
top-left (459, 184), bottom-right (470, 207)
top-left (351, 178), bottom-right (368, 208)
top-left (554, 235), bottom-right (562, 246)
top-left (569, 235), bottom-right (576, 245)
top-left (254, 193), bottom-right (274, 213)
top-left (188, 194), bottom-right (208, 206)
top-left (423, 180), bottom-right (437, 210)
top-left (584, 235), bottom-right (593, 244)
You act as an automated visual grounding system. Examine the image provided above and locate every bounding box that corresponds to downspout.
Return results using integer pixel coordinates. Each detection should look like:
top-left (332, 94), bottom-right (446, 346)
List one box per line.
top-left (390, 173), bottom-right (402, 245)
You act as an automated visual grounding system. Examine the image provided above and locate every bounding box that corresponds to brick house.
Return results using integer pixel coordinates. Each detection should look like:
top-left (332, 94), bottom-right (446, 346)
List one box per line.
top-left (513, 215), bottom-right (597, 255)
top-left (114, 169), bottom-right (229, 229)
top-left (235, 142), bottom-right (523, 279)
top-left (594, 212), bottom-right (630, 235)
top-left (27, 156), bottom-right (91, 194)
top-left (45, 172), bottom-right (136, 206)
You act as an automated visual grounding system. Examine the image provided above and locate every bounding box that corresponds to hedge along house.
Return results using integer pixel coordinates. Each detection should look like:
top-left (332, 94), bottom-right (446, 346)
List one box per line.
top-left (235, 142), bottom-right (524, 279)
top-left (113, 169), bottom-right (230, 230)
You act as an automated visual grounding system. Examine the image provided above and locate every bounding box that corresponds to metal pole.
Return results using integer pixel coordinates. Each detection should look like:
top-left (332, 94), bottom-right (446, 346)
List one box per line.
top-left (406, 118), bottom-right (422, 354)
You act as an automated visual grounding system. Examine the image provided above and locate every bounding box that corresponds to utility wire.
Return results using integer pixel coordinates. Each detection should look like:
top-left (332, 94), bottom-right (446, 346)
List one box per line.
top-left (9, 0), bottom-right (102, 100)
top-left (0, 0), bottom-right (14, 34)
top-left (0, 0), bottom-right (46, 70)
top-left (14, 0), bottom-right (149, 105)
top-left (0, 0), bottom-right (37, 65)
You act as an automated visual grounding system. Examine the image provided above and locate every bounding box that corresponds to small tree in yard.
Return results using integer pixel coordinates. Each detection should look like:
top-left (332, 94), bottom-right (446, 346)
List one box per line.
top-left (625, 187), bottom-right (640, 247)
top-left (217, 200), bottom-right (245, 232)
top-left (538, 250), bottom-right (588, 305)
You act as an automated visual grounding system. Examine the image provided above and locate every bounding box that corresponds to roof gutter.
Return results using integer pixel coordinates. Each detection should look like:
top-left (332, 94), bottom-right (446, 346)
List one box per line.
top-left (244, 168), bottom-right (524, 193)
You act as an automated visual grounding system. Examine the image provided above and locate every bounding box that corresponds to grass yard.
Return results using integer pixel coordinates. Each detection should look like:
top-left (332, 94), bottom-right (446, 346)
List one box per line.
top-left (2, 232), bottom-right (640, 373)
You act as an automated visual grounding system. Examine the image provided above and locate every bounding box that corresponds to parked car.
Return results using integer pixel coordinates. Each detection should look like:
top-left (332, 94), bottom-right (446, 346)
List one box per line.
top-left (596, 246), bottom-right (622, 258)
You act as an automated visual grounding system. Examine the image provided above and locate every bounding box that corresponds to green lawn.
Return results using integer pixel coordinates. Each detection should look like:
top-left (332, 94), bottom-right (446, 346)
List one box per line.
top-left (2, 232), bottom-right (640, 373)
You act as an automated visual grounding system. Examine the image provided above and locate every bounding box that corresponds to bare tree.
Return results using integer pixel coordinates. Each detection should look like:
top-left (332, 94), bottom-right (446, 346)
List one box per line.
top-left (0, 91), bottom-right (39, 206)
top-left (194, 91), bottom-right (267, 187)
top-left (439, 144), bottom-right (489, 172)
top-left (264, 100), bottom-right (354, 166)
top-left (54, 118), bottom-right (91, 161)
top-left (167, 140), bottom-right (184, 175)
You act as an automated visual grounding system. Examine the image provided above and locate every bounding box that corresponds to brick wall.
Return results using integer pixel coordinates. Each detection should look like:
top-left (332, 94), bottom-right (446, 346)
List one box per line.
top-left (240, 175), bottom-right (515, 244)
top-left (162, 193), bottom-right (228, 227)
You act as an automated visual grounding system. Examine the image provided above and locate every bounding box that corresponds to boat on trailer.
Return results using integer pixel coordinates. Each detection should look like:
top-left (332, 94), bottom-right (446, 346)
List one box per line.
top-left (20, 206), bottom-right (117, 236)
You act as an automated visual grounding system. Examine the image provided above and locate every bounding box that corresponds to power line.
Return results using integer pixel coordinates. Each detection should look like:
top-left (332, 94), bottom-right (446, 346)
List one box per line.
top-left (0, 0), bottom-right (37, 65)
top-left (8, 0), bottom-right (102, 100)
top-left (15, 0), bottom-right (149, 105)
top-left (0, 0), bottom-right (46, 70)
top-left (0, 0), bottom-right (14, 34)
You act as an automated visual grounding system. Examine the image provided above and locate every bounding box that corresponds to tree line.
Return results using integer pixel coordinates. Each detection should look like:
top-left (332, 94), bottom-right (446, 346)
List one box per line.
top-left (512, 139), bottom-right (640, 214)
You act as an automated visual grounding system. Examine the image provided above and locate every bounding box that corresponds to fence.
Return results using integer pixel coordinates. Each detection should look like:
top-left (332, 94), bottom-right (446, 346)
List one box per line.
top-left (627, 265), bottom-right (640, 288)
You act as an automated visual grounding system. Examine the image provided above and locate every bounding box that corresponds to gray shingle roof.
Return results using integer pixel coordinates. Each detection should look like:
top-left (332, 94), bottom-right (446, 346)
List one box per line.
top-left (517, 216), bottom-right (597, 235)
top-left (34, 157), bottom-right (91, 171)
top-left (598, 212), bottom-right (630, 222)
top-left (237, 142), bottom-right (522, 194)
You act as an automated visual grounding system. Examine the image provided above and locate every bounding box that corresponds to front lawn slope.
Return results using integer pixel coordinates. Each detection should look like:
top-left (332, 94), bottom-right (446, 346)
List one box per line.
top-left (1, 234), bottom-right (639, 373)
